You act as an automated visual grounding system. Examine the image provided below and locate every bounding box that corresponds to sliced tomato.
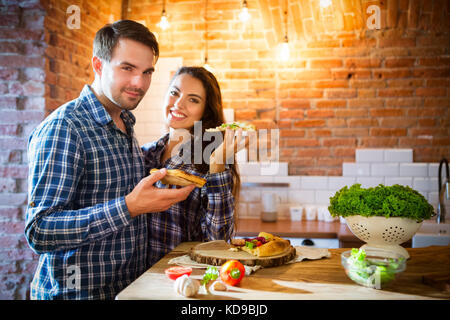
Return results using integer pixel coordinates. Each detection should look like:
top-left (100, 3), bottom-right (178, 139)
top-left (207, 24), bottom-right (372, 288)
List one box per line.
top-left (165, 266), bottom-right (193, 280)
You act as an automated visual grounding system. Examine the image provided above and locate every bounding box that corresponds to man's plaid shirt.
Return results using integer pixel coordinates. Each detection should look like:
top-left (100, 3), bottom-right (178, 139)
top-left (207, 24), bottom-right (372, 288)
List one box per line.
top-left (25, 85), bottom-right (148, 299)
top-left (142, 134), bottom-right (235, 267)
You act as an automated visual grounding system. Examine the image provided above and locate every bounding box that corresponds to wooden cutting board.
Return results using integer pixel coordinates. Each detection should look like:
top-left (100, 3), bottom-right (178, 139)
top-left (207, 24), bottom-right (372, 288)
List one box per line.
top-left (189, 240), bottom-right (296, 267)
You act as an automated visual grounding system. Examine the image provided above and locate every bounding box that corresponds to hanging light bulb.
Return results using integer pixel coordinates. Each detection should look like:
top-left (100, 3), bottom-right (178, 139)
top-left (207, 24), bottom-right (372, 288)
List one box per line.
top-left (278, 0), bottom-right (290, 61)
top-left (319, 0), bottom-right (332, 8)
top-left (203, 0), bottom-right (214, 73)
top-left (157, 1), bottom-right (170, 30)
top-left (203, 57), bottom-right (214, 73)
top-left (279, 35), bottom-right (290, 61)
top-left (239, 0), bottom-right (251, 22)
top-left (158, 11), bottom-right (169, 30)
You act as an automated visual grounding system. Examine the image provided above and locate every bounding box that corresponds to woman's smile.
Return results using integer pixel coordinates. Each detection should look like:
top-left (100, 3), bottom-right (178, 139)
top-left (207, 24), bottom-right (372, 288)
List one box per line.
top-left (169, 108), bottom-right (187, 120)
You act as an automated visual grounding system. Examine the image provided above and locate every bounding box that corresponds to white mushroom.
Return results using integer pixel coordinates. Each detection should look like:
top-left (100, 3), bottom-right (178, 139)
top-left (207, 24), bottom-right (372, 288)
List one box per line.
top-left (174, 274), bottom-right (200, 297)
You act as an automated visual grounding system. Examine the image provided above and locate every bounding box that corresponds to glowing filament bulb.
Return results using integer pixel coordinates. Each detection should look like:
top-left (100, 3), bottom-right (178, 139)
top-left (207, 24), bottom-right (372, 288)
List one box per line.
top-left (158, 11), bottom-right (170, 30)
top-left (320, 0), bottom-right (332, 8)
top-left (239, 6), bottom-right (250, 22)
top-left (279, 38), bottom-right (290, 61)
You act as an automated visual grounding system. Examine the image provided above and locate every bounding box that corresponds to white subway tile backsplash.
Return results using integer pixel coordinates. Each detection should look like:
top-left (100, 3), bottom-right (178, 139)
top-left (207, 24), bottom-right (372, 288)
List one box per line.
top-left (288, 190), bottom-right (316, 204)
top-left (244, 176), bottom-right (274, 183)
top-left (315, 190), bottom-right (335, 205)
top-left (239, 189), bottom-right (261, 202)
top-left (239, 162), bottom-right (288, 176)
top-left (247, 203), bottom-right (262, 217)
top-left (371, 163), bottom-right (399, 177)
top-left (428, 192), bottom-right (439, 206)
top-left (427, 178), bottom-right (438, 192)
top-left (301, 176), bottom-right (328, 190)
top-left (356, 149), bottom-right (384, 162)
top-left (385, 177), bottom-right (413, 187)
top-left (413, 178), bottom-right (432, 192)
top-left (260, 162), bottom-right (288, 176)
top-left (328, 176), bottom-right (356, 191)
top-left (343, 163), bottom-right (370, 176)
top-left (428, 163), bottom-right (439, 177)
top-left (237, 202), bottom-right (248, 217)
top-left (400, 163), bottom-right (428, 177)
top-left (384, 149), bottom-right (413, 163)
top-left (236, 149), bottom-right (442, 216)
top-left (356, 177), bottom-right (384, 188)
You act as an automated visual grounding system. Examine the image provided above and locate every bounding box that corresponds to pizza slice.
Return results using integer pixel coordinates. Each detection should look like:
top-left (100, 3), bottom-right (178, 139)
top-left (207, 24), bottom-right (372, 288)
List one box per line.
top-left (205, 122), bottom-right (256, 132)
top-left (230, 232), bottom-right (291, 257)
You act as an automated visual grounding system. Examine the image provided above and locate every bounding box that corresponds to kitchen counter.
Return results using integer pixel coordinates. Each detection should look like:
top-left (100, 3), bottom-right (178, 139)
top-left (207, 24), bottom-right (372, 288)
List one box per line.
top-left (235, 218), bottom-right (412, 248)
top-left (236, 219), bottom-right (348, 239)
top-left (116, 242), bottom-right (450, 300)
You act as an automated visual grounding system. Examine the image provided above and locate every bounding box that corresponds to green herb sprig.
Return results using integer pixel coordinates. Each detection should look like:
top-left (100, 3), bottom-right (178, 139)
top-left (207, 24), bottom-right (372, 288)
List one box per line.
top-left (201, 266), bottom-right (219, 286)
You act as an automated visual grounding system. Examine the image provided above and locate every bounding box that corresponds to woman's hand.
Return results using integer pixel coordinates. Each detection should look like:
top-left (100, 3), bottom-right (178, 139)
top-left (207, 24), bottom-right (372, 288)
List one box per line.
top-left (209, 128), bottom-right (248, 173)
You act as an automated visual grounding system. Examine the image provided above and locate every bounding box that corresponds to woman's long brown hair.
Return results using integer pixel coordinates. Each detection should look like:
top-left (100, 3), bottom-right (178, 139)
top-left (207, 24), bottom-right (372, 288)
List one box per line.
top-left (170, 66), bottom-right (240, 235)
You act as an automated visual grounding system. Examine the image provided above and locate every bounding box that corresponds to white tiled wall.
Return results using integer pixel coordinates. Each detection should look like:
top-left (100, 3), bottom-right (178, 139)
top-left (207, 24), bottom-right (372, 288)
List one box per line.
top-left (237, 148), bottom-right (444, 221)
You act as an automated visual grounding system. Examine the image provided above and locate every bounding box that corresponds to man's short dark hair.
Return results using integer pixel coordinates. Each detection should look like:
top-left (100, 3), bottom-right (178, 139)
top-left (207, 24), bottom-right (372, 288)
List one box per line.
top-left (93, 20), bottom-right (159, 62)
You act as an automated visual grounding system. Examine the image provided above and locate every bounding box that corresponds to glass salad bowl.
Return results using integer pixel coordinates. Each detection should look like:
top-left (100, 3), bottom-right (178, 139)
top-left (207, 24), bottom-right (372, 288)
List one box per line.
top-left (341, 248), bottom-right (406, 289)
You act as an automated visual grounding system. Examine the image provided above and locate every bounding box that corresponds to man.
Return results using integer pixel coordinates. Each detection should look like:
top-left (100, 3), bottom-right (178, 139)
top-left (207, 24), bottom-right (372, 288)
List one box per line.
top-left (25, 20), bottom-right (195, 299)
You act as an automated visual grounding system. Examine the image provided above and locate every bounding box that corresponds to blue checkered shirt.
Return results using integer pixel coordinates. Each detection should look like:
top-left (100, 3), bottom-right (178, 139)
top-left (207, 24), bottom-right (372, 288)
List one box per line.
top-left (142, 134), bottom-right (235, 267)
top-left (25, 85), bottom-right (148, 299)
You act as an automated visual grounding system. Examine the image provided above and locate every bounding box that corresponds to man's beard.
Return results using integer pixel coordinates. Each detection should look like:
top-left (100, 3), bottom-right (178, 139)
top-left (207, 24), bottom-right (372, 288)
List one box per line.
top-left (115, 87), bottom-right (145, 110)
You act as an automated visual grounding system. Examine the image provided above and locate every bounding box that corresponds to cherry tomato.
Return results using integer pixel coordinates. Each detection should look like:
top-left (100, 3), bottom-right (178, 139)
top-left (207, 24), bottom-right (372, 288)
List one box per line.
top-left (220, 260), bottom-right (245, 286)
top-left (165, 266), bottom-right (193, 280)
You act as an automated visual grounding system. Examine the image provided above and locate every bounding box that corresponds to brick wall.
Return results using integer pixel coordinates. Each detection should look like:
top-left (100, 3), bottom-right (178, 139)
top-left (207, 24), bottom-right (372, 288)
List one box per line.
top-left (0, 0), bottom-right (121, 300)
top-left (0, 0), bottom-right (46, 300)
top-left (44, 0), bottom-right (122, 114)
top-left (128, 0), bottom-right (450, 176)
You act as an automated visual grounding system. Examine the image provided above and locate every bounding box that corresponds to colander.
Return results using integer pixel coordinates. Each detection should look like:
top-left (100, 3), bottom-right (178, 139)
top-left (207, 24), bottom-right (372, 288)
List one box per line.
top-left (345, 215), bottom-right (423, 259)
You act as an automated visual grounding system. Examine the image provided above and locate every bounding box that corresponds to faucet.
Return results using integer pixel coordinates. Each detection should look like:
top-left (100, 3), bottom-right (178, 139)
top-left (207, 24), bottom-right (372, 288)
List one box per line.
top-left (437, 158), bottom-right (449, 224)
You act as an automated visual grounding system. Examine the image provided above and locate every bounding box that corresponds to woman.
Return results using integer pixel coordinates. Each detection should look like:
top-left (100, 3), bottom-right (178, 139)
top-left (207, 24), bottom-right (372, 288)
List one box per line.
top-left (142, 66), bottom-right (244, 267)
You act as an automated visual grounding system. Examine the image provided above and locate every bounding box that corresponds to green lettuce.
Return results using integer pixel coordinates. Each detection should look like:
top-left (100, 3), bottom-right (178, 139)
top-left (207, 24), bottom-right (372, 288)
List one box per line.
top-left (328, 184), bottom-right (434, 221)
top-left (346, 248), bottom-right (404, 288)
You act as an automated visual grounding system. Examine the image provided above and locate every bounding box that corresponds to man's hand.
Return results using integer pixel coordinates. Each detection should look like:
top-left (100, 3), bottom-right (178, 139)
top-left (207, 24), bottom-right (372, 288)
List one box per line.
top-left (125, 168), bottom-right (195, 217)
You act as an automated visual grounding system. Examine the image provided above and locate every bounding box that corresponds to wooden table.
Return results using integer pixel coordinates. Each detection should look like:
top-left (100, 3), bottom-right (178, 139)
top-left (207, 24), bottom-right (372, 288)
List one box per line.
top-left (116, 242), bottom-right (450, 300)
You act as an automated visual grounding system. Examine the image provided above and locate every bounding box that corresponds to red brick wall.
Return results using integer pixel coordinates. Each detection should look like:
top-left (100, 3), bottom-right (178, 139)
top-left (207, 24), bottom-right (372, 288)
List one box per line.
top-left (0, 0), bottom-right (46, 300)
top-left (0, 0), bottom-right (121, 300)
top-left (128, 0), bottom-right (450, 175)
top-left (44, 0), bottom-right (123, 114)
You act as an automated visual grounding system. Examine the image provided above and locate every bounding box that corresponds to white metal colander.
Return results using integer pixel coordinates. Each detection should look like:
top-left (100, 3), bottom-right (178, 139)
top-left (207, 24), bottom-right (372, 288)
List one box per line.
top-left (345, 215), bottom-right (423, 259)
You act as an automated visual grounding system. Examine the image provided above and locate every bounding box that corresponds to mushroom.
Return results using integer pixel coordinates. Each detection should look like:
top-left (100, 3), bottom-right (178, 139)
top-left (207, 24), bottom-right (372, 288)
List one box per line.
top-left (174, 274), bottom-right (200, 297)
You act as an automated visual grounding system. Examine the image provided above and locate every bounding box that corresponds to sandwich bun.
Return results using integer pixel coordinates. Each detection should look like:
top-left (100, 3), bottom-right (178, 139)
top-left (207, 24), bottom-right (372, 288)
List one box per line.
top-left (150, 168), bottom-right (207, 188)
